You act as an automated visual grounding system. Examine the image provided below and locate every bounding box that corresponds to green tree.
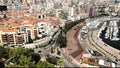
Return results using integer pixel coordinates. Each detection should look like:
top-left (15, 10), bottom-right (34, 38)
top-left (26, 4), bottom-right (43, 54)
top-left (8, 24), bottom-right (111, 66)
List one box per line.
top-left (57, 59), bottom-right (63, 67)
top-left (18, 55), bottom-right (35, 67)
top-left (62, 19), bottom-right (85, 33)
top-left (28, 36), bottom-right (33, 43)
top-left (7, 64), bottom-right (21, 67)
top-left (46, 57), bottom-right (59, 65)
top-left (29, 53), bottom-right (40, 63)
top-left (58, 36), bottom-right (67, 48)
top-left (27, 48), bottom-right (34, 53)
top-left (6, 48), bottom-right (38, 67)
top-left (36, 61), bottom-right (54, 68)
top-left (0, 47), bottom-right (10, 59)
top-left (0, 60), bottom-right (4, 68)
top-left (0, 47), bottom-right (3, 58)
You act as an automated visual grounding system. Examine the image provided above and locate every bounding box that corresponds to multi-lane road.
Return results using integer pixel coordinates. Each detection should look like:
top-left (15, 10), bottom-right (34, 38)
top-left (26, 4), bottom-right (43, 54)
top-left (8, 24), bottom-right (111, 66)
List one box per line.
top-left (79, 17), bottom-right (120, 65)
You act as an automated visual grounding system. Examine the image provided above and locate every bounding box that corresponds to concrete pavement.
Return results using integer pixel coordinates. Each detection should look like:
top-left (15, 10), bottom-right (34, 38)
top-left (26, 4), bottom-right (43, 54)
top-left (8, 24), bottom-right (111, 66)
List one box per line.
top-left (64, 23), bottom-right (88, 66)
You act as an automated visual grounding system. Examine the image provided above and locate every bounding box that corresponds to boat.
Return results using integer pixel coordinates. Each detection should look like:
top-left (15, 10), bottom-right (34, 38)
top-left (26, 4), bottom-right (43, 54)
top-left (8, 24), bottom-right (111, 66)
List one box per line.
top-left (111, 36), bottom-right (119, 41)
top-left (105, 33), bottom-right (109, 39)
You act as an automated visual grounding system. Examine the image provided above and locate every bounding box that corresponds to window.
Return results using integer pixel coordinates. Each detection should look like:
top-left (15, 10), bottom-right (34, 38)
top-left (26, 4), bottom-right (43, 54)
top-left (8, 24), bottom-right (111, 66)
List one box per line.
top-left (41, 28), bottom-right (44, 29)
top-left (39, 15), bottom-right (41, 18)
top-left (39, 32), bottom-right (42, 34)
top-left (41, 24), bottom-right (44, 26)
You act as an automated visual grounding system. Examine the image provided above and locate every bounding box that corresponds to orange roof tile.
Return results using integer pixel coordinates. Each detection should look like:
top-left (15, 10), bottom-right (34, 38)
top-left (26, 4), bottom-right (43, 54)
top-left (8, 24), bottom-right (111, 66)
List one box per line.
top-left (38, 19), bottom-right (47, 22)
top-left (82, 57), bottom-right (99, 66)
top-left (28, 26), bottom-right (35, 29)
top-left (9, 23), bottom-right (20, 27)
top-left (47, 16), bottom-right (60, 19)
top-left (0, 19), bottom-right (5, 23)
top-left (0, 21), bottom-right (2, 24)
top-left (49, 22), bottom-right (58, 26)
top-left (1, 27), bottom-right (8, 30)
top-left (22, 20), bottom-right (33, 25)
top-left (3, 29), bottom-right (17, 32)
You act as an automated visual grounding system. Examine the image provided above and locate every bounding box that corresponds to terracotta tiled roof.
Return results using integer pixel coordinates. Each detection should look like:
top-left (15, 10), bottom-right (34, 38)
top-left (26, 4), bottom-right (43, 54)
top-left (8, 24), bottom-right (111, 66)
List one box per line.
top-left (0, 19), bottom-right (5, 23)
top-left (38, 19), bottom-right (48, 22)
top-left (22, 20), bottom-right (32, 23)
top-left (49, 22), bottom-right (58, 26)
top-left (0, 14), bottom-right (60, 33)
top-left (47, 16), bottom-right (60, 19)
top-left (82, 57), bottom-right (99, 66)
top-left (3, 29), bottom-right (17, 32)
top-left (9, 23), bottom-right (20, 27)
top-left (28, 26), bottom-right (35, 29)
top-left (0, 27), bottom-right (16, 32)
top-left (1, 27), bottom-right (8, 30)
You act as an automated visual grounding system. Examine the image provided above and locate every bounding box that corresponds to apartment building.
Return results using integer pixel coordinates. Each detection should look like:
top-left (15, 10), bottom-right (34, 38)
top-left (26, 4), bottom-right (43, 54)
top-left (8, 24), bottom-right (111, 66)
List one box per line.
top-left (0, 28), bottom-right (28, 46)
top-left (37, 19), bottom-right (58, 38)
top-left (0, 14), bottom-right (59, 46)
top-left (26, 26), bottom-right (38, 40)
top-left (77, 3), bottom-right (89, 19)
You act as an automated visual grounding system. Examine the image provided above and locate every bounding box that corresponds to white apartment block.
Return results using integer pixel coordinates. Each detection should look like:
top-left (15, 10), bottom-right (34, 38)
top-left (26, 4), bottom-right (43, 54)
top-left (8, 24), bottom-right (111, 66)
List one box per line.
top-left (37, 21), bottom-right (56, 38)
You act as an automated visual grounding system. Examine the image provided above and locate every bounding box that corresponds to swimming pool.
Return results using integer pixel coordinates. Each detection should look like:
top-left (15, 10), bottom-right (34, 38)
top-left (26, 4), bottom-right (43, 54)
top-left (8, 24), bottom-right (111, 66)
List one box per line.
top-left (90, 23), bottom-right (99, 28)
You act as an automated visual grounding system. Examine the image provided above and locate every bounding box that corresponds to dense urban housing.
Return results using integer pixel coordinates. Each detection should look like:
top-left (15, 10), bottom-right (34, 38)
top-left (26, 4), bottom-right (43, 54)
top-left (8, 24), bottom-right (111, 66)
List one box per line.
top-left (0, 0), bottom-right (120, 67)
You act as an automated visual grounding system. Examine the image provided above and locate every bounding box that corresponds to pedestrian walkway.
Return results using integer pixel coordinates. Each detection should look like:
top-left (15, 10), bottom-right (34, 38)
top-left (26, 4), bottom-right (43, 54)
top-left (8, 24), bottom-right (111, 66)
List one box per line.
top-left (65, 23), bottom-right (87, 62)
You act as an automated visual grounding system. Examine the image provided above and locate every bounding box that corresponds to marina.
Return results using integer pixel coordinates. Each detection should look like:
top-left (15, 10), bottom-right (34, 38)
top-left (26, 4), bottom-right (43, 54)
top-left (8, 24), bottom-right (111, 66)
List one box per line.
top-left (104, 20), bottom-right (120, 41)
top-left (99, 20), bottom-right (120, 50)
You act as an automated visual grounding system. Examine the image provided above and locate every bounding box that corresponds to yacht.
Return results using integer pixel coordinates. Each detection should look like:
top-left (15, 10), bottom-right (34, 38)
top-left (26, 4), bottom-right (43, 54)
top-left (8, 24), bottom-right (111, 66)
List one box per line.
top-left (106, 27), bottom-right (110, 33)
top-left (105, 33), bottom-right (109, 39)
top-left (111, 36), bottom-right (119, 41)
top-left (105, 27), bottom-right (110, 39)
top-left (111, 21), bottom-right (120, 41)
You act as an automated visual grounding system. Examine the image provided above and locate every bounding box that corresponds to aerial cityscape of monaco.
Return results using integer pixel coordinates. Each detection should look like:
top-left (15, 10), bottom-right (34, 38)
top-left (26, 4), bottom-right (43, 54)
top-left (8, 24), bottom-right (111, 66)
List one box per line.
top-left (0, 0), bottom-right (120, 67)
